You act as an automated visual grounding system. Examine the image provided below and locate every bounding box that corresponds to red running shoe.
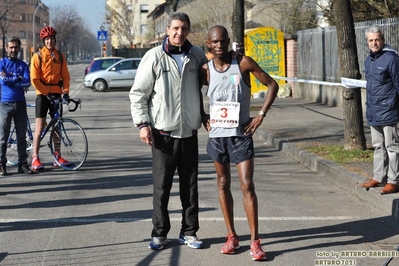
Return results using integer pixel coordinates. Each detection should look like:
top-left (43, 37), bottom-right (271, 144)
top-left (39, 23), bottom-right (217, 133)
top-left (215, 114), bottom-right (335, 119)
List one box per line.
top-left (221, 233), bottom-right (240, 254)
top-left (250, 239), bottom-right (266, 261)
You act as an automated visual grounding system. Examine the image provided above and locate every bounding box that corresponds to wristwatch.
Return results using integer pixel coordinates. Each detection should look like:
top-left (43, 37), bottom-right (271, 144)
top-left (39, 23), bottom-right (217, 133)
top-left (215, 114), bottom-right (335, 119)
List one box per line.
top-left (258, 110), bottom-right (266, 117)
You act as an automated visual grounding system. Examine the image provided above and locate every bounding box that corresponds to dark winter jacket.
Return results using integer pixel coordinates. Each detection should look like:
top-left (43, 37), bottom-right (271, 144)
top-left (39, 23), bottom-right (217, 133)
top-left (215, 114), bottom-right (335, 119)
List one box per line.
top-left (365, 44), bottom-right (399, 126)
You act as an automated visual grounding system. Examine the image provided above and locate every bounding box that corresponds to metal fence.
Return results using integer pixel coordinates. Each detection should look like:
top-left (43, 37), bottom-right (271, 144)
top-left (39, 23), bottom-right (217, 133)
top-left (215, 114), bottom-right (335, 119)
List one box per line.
top-left (297, 17), bottom-right (399, 82)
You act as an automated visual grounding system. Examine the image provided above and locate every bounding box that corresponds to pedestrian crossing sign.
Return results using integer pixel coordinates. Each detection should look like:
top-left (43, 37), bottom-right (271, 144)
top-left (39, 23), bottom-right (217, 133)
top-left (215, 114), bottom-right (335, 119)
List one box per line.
top-left (97, 31), bottom-right (108, 41)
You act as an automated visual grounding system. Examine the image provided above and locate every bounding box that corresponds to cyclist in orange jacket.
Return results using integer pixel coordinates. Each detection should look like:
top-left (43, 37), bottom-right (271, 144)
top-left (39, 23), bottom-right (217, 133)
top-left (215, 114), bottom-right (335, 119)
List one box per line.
top-left (30, 26), bottom-right (71, 170)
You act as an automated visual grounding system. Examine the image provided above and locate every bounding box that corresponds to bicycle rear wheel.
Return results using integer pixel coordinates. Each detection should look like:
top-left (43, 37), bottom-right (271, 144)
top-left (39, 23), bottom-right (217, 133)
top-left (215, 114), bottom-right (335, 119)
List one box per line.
top-left (6, 127), bottom-right (18, 166)
top-left (49, 118), bottom-right (88, 170)
top-left (7, 126), bottom-right (33, 166)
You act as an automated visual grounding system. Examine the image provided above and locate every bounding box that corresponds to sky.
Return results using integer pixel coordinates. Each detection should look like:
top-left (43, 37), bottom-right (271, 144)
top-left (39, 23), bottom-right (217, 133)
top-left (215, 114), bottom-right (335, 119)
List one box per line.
top-left (41, 0), bottom-right (107, 35)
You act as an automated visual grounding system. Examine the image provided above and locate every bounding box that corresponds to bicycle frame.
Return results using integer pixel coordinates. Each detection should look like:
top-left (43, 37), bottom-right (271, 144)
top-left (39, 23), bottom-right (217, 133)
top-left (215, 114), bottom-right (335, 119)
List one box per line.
top-left (7, 97), bottom-right (87, 170)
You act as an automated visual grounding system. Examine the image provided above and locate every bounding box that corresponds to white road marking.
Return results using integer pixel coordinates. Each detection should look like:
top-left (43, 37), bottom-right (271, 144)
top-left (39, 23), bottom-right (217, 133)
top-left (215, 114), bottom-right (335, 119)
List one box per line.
top-left (0, 216), bottom-right (359, 223)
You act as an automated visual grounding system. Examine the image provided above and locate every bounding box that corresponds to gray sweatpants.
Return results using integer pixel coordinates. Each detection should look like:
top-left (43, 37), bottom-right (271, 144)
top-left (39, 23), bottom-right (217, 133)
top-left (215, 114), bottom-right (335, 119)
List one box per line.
top-left (371, 124), bottom-right (399, 185)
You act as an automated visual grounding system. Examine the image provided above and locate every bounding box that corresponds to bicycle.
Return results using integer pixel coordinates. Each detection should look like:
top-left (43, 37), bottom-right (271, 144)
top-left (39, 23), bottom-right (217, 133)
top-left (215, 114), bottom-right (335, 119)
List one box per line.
top-left (6, 95), bottom-right (88, 171)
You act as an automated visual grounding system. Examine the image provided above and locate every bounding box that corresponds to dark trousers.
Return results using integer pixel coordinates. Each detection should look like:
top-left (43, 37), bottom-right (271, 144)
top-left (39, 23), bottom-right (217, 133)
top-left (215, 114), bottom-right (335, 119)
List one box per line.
top-left (0, 102), bottom-right (28, 165)
top-left (151, 133), bottom-right (199, 237)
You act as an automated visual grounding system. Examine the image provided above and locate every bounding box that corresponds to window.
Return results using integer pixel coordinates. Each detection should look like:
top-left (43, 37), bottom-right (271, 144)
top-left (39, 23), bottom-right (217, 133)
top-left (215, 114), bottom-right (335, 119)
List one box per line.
top-left (140, 4), bottom-right (149, 13)
top-left (20, 14), bottom-right (26, 21)
top-left (117, 61), bottom-right (132, 71)
top-left (140, 24), bottom-right (148, 34)
top-left (20, 31), bottom-right (26, 39)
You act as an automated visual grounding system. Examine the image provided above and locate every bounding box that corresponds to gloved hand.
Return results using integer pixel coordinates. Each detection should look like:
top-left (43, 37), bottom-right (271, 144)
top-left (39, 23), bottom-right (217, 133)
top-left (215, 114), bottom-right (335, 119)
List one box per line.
top-left (63, 93), bottom-right (70, 103)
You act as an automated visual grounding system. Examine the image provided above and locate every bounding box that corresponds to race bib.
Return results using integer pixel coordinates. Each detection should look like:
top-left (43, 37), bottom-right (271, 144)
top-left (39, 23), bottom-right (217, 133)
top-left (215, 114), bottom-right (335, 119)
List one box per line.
top-left (210, 101), bottom-right (240, 128)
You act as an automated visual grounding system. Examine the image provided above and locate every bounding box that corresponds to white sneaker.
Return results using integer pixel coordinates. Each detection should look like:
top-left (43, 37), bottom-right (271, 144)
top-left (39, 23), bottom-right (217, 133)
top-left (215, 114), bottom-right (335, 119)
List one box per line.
top-left (148, 237), bottom-right (168, 250)
top-left (178, 233), bottom-right (203, 249)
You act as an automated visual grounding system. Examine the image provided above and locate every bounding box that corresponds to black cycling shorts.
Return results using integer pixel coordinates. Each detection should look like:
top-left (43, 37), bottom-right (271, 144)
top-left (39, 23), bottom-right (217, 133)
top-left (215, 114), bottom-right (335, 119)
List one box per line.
top-left (35, 94), bottom-right (61, 118)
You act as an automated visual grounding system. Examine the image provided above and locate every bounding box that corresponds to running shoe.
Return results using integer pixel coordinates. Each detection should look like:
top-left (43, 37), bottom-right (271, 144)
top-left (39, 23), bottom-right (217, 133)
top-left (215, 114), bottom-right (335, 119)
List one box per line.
top-left (18, 162), bottom-right (33, 174)
top-left (221, 233), bottom-right (240, 254)
top-left (0, 163), bottom-right (7, 176)
top-left (250, 239), bottom-right (267, 261)
top-left (148, 237), bottom-right (168, 250)
top-left (53, 151), bottom-right (73, 167)
top-left (178, 233), bottom-right (203, 249)
top-left (31, 155), bottom-right (44, 170)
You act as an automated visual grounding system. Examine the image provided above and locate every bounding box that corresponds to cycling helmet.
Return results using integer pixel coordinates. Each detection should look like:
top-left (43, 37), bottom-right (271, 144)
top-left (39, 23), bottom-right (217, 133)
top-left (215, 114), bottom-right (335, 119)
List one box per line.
top-left (40, 26), bottom-right (57, 39)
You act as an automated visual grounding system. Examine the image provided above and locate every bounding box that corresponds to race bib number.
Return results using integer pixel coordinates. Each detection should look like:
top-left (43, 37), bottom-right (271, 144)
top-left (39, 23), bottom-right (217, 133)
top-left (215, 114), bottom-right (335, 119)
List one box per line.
top-left (210, 101), bottom-right (240, 128)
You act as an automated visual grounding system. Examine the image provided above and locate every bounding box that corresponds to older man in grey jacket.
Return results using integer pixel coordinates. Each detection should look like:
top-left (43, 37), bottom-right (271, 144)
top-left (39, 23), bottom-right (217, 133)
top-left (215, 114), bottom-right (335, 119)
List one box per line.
top-left (130, 12), bottom-right (208, 250)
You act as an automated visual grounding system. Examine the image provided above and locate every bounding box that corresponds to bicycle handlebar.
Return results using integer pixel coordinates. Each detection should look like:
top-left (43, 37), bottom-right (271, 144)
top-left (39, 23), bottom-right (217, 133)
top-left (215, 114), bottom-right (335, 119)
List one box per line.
top-left (46, 95), bottom-right (82, 112)
top-left (67, 98), bottom-right (81, 112)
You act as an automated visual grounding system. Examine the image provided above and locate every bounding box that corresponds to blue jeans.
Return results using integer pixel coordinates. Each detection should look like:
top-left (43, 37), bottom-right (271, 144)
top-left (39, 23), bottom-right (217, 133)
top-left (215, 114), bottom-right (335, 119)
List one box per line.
top-left (0, 101), bottom-right (28, 165)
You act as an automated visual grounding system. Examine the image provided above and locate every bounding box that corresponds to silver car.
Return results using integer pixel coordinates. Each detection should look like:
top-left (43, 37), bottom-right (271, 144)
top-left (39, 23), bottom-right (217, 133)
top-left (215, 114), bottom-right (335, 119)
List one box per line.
top-left (83, 58), bottom-right (141, 92)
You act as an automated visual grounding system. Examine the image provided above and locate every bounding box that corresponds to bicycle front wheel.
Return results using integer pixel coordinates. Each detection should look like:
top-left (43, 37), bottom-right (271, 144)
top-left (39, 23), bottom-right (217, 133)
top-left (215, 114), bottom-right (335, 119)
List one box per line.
top-left (49, 118), bottom-right (88, 171)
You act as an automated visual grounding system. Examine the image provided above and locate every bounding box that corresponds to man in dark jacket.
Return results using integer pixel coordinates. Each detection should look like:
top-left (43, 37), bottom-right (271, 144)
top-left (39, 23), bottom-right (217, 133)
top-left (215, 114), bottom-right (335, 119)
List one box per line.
top-left (361, 25), bottom-right (399, 194)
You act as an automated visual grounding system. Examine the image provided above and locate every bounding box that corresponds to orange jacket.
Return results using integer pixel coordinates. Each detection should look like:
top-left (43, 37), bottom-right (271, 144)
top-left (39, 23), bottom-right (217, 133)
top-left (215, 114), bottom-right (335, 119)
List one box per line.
top-left (30, 46), bottom-right (70, 96)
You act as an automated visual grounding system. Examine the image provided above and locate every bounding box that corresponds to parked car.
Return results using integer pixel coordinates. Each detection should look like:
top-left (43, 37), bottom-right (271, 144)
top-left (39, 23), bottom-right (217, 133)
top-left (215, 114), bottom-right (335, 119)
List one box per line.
top-left (83, 58), bottom-right (141, 92)
top-left (84, 56), bottom-right (124, 76)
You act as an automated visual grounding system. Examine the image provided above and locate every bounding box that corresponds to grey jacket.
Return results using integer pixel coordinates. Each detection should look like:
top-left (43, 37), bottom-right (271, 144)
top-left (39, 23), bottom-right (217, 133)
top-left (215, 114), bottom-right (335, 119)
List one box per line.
top-left (130, 37), bottom-right (207, 138)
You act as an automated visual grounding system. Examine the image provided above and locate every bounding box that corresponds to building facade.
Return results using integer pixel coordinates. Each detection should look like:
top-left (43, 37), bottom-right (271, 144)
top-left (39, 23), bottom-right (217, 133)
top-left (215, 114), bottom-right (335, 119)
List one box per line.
top-left (106, 0), bottom-right (164, 50)
top-left (0, 0), bottom-right (49, 61)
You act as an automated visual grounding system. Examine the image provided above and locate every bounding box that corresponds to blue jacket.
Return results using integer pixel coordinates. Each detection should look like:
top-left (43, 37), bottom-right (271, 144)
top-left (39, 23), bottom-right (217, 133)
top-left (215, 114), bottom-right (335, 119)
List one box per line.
top-left (0, 57), bottom-right (31, 102)
top-left (365, 44), bottom-right (399, 126)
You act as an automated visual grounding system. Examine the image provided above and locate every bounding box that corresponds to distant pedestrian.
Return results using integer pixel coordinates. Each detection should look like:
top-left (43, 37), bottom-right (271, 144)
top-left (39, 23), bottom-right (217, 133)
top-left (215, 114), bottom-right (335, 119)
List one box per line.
top-left (360, 25), bottom-right (399, 194)
top-left (202, 25), bottom-right (279, 261)
top-left (0, 36), bottom-right (33, 175)
top-left (129, 12), bottom-right (208, 250)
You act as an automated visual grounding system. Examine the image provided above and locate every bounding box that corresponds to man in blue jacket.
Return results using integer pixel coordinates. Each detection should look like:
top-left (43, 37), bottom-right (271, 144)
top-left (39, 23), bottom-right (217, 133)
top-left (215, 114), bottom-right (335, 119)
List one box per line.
top-left (361, 26), bottom-right (399, 194)
top-left (0, 36), bottom-right (33, 175)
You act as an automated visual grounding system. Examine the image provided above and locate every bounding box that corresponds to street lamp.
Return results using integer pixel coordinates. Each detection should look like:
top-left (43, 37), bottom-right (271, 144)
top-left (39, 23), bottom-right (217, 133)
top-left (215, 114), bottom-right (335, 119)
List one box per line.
top-left (32, 0), bottom-right (42, 54)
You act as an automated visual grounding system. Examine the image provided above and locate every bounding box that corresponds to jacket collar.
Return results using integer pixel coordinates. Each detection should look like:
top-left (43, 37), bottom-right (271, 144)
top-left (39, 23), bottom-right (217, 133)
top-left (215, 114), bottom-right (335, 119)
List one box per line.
top-left (162, 35), bottom-right (192, 55)
top-left (370, 44), bottom-right (398, 58)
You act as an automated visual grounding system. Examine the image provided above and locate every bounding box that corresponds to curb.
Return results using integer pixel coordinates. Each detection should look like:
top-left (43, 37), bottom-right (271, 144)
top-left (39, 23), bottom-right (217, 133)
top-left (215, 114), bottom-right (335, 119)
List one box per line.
top-left (255, 129), bottom-right (399, 220)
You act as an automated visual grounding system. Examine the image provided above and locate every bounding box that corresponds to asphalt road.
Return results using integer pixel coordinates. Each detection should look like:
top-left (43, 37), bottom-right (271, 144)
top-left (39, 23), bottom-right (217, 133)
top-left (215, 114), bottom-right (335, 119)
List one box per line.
top-left (0, 64), bottom-right (398, 266)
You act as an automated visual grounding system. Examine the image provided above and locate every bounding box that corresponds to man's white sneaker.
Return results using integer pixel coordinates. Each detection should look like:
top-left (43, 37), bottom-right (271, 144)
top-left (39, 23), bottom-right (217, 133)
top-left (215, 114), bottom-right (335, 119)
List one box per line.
top-left (148, 237), bottom-right (168, 250)
top-left (178, 234), bottom-right (203, 249)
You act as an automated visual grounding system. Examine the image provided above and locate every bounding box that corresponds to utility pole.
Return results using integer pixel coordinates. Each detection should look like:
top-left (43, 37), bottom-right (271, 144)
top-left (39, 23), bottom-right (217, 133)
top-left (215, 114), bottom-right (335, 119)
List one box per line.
top-left (232, 0), bottom-right (244, 54)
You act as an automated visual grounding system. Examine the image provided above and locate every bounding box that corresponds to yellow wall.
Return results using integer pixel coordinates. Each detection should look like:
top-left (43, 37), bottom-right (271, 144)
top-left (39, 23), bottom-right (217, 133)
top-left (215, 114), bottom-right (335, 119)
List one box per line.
top-left (244, 27), bottom-right (285, 95)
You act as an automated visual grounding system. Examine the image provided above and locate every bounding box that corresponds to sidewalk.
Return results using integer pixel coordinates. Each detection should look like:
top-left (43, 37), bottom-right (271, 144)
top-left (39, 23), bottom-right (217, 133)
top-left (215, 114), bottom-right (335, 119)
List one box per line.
top-left (251, 97), bottom-right (399, 220)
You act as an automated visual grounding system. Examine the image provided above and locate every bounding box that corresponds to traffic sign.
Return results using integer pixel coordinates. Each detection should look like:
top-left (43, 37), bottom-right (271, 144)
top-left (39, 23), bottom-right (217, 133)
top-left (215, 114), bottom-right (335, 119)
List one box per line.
top-left (97, 30), bottom-right (108, 41)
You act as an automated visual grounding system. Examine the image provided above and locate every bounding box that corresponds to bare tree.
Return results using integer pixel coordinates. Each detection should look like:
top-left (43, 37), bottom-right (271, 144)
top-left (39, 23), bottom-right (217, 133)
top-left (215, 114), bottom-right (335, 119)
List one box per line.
top-left (49, 4), bottom-right (98, 60)
top-left (105, 0), bottom-right (135, 49)
top-left (321, 0), bottom-right (399, 24)
top-left (247, 0), bottom-right (318, 34)
top-left (166, 0), bottom-right (179, 12)
top-left (177, 0), bottom-right (234, 47)
top-left (333, 0), bottom-right (367, 150)
top-left (0, 0), bottom-right (18, 57)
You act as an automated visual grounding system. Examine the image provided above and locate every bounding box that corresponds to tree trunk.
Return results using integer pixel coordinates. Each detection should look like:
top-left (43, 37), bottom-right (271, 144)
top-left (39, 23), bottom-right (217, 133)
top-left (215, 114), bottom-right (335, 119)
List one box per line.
top-left (231, 0), bottom-right (245, 54)
top-left (333, 0), bottom-right (367, 150)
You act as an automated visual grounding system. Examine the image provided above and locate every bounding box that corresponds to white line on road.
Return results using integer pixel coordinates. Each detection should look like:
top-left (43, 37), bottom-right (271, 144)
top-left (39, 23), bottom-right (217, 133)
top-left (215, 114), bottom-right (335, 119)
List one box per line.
top-left (0, 216), bottom-right (359, 223)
